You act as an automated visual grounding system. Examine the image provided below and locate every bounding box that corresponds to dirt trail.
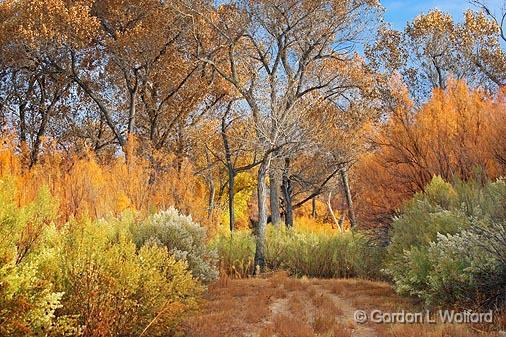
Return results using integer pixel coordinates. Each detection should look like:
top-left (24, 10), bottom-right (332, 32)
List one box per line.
top-left (312, 284), bottom-right (377, 337)
top-left (181, 274), bottom-right (497, 337)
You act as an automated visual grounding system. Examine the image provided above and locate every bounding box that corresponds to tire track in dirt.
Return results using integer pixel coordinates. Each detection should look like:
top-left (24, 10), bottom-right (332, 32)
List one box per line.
top-left (312, 284), bottom-right (378, 337)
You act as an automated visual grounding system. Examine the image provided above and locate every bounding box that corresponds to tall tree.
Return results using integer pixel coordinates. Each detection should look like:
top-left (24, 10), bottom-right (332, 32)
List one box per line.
top-left (191, 0), bottom-right (381, 270)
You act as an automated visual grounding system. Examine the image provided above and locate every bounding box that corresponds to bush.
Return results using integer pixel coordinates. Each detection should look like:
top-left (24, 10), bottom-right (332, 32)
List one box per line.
top-left (386, 176), bottom-right (468, 261)
top-left (212, 230), bottom-right (255, 278)
top-left (426, 220), bottom-right (506, 307)
top-left (265, 228), bottom-right (384, 279)
top-left (0, 178), bottom-right (62, 337)
top-left (0, 180), bottom-right (205, 336)
top-left (385, 176), bottom-right (506, 308)
top-left (131, 208), bottom-right (218, 283)
top-left (50, 218), bottom-right (204, 336)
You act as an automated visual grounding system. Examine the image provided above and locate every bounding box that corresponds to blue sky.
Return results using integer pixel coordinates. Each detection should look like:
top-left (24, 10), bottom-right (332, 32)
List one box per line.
top-left (382, 0), bottom-right (504, 29)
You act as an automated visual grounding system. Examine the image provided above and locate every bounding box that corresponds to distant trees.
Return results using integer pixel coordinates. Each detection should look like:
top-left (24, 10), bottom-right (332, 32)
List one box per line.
top-left (191, 0), bottom-right (382, 269)
top-left (367, 7), bottom-right (505, 102)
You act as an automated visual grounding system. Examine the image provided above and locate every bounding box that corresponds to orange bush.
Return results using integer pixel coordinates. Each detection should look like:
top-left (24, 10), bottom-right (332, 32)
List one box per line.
top-left (353, 81), bottom-right (506, 226)
top-left (0, 136), bottom-right (215, 228)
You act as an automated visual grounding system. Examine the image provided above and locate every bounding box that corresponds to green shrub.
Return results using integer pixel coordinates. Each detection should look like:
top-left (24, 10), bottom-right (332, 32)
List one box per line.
top-left (385, 176), bottom-right (506, 307)
top-left (0, 180), bottom-right (205, 336)
top-left (214, 227), bottom-right (384, 279)
top-left (425, 220), bottom-right (506, 307)
top-left (131, 208), bottom-right (218, 283)
top-left (265, 228), bottom-right (384, 279)
top-left (0, 179), bottom-right (62, 337)
top-left (387, 177), bottom-right (469, 261)
top-left (50, 218), bottom-right (204, 336)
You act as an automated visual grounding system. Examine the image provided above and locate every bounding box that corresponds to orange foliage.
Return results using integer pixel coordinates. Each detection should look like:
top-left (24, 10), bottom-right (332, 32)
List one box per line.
top-left (353, 80), bottom-right (506, 226)
top-left (0, 136), bottom-right (214, 228)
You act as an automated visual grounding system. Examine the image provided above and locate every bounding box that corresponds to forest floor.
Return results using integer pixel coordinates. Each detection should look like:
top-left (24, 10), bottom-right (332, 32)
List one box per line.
top-left (181, 272), bottom-right (504, 337)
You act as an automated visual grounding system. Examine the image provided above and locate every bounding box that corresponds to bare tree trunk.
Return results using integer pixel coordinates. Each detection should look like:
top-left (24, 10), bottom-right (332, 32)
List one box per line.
top-left (282, 158), bottom-right (293, 228)
top-left (30, 111), bottom-right (49, 167)
top-left (340, 168), bottom-right (357, 229)
top-left (327, 192), bottom-right (343, 233)
top-left (127, 88), bottom-right (137, 135)
top-left (269, 166), bottom-right (281, 227)
top-left (311, 197), bottom-right (317, 219)
top-left (207, 177), bottom-right (215, 220)
top-left (228, 166), bottom-right (235, 232)
top-left (254, 155), bottom-right (271, 273)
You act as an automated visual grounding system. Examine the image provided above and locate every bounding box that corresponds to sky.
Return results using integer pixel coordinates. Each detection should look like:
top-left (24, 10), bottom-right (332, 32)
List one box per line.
top-left (381, 0), bottom-right (505, 29)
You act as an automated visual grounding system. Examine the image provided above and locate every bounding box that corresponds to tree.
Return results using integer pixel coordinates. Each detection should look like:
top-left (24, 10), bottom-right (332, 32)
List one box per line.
top-left (190, 0), bottom-right (381, 270)
top-left (367, 8), bottom-right (505, 102)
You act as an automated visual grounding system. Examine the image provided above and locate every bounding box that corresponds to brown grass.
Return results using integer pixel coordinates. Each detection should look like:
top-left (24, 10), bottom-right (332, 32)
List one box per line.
top-left (181, 275), bottom-right (503, 337)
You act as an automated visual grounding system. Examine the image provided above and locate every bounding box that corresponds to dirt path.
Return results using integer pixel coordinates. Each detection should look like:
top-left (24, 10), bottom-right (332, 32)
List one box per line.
top-left (181, 273), bottom-right (500, 337)
top-left (312, 284), bottom-right (377, 337)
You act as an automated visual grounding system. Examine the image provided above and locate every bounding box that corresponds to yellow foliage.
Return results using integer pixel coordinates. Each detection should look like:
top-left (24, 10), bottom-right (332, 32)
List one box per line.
top-left (0, 137), bottom-right (213, 227)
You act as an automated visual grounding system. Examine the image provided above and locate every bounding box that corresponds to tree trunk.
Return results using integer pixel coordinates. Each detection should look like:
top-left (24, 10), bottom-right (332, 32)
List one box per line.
top-left (340, 168), bottom-right (357, 229)
top-left (327, 192), bottom-right (343, 233)
top-left (269, 166), bottom-right (281, 227)
top-left (30, 111), bottom-right (49, 167)
top-left (228, 166), bottom-right (236, 232)
top-left (311, 197), bottom-right (317, 218)
top-left (207, 177), bottom-right (215, 220)
top-left (282, 158), bottom-right (293, 228)
top-left (127, 85), bottom-right (138, 135)
top-left (254, 156), bottom-right (270, 273)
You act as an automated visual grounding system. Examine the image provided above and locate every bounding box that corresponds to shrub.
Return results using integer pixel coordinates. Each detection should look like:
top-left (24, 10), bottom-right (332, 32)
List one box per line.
top-left (385, 176), bottom-right (506, 307)
top-left (0, 179), bottom-right (206, 336)
top-left (425, 220), bottom-right (506, 307)
top-left (131, 208), bottom-right (218, 283)
top-left (386, 177), bottom-right (469, 262)
top-left (0, 178), bottom-right (62, 337)
top-left (50, 219), bottom-right (204, 336)
top-left (265, 228), bottom-right (384, 279)
top-left (214, 227), bottom-right (384, 279)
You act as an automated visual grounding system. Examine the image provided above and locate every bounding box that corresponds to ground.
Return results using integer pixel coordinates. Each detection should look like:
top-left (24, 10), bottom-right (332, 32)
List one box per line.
top-left (182, 272), bottom-right (504, 337)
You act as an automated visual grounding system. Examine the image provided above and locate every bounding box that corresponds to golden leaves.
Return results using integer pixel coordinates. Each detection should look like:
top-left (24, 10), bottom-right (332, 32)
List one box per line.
top-left (4, 0), bottom-right (99, 48)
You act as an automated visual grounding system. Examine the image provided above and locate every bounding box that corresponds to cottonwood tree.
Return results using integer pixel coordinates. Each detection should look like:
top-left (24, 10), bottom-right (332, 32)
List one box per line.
top-left (367, 8), bottom-right (505, 103)
top-left (280, 88), bottom-right (382, 228)
top-left (189, 0), bottom-right (381, 270)
top-left (0, 0), bottom-right (98, 164)
top-left (1, 0), bottom-right (219, 171)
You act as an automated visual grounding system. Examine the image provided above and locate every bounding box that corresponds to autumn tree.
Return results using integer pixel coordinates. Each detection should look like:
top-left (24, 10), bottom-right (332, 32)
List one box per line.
top-left (367, 8), bottom-right (505, 102)
top-left (189, 0), bottom-right (381, 270)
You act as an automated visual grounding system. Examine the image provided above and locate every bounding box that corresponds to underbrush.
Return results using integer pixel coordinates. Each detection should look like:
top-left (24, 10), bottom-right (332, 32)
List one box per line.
top-left (214, 226), bottom-right (384, 279)
top-left (0, 178), bottom-right (206, 336)
top-left (384, 176), bottom-right (506, 309)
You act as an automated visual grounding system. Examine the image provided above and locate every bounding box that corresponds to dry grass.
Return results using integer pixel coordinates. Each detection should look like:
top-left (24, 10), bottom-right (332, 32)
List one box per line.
top-left (181, 274), bottom-right (504, 337)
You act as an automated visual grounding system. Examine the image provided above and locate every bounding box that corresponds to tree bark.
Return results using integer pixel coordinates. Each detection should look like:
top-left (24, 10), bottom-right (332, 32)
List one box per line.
top-left (269, 166), bottom-right (281, 227)
top-left (127, 87), bottom-right (137, 135)
top-left (254, 155), bottom-right (271, 272)
top-left (327, 192), bottom-right (343, 233)
top-left (207, 177), bottom-right (215, 220)
top-left (228, 166), bottom-right (235, 232)
top-left (221, 105), bottom-right (236, 231)
top-left (282, 158), bottom-right (293, 228)
top-left (311, 197), bottom-right (317, 219)
top-left (340, 168), bottom-right (357, 229)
